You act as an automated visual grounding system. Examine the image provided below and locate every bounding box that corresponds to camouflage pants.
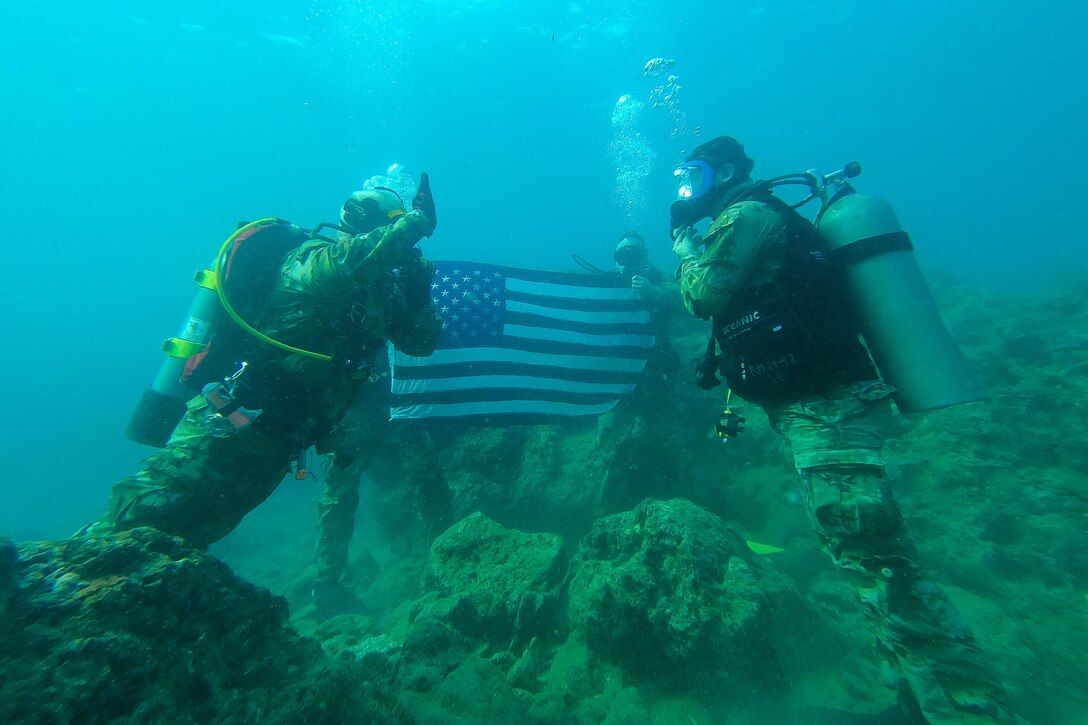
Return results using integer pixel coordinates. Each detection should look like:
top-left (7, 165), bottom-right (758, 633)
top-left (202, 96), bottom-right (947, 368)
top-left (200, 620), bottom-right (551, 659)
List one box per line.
top-left (314, 352), bottom-right (454, 585)
top-left (767, 381), bottom-right (1010, 723)
top-left (101, 395), bottom-right (301, 549)
top-left (314, 374), bottom-right (390, 584)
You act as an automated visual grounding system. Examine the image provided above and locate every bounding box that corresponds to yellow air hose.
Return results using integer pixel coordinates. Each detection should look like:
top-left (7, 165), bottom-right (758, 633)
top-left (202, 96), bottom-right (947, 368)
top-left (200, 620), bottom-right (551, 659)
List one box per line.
top-left (213, 218), bottom-right (333, 362)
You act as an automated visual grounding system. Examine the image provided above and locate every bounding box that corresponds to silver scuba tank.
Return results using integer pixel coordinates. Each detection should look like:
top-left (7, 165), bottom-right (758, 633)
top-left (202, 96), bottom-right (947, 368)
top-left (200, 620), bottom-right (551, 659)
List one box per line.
top-left (816, 193), bottom-right (987, 413)
top-left (125, 267), bottom-right (219, 447)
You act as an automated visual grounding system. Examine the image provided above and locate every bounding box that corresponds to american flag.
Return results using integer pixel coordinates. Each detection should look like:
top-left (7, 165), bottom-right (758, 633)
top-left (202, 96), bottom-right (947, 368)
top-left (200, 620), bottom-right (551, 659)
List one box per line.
top-left (389, 261), bottom-right (655, 424)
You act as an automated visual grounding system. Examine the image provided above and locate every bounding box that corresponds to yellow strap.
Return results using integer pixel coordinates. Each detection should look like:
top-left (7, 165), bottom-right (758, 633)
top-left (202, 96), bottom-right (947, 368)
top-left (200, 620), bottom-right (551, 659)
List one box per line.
top-left (162, 337), bottom-right (206, 359)
top-left (194, 268), bottom-right (218, 290)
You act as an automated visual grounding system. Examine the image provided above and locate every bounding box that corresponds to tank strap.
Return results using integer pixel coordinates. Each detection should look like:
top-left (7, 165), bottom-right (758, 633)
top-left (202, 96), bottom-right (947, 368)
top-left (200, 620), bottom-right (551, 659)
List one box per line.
top-left (829, 231), bottom-right (913, 266)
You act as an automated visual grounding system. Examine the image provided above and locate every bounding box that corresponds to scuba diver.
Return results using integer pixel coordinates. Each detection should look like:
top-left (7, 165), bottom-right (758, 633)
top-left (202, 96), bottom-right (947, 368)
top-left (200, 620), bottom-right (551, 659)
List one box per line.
top-left (573, 231), bottom-right (680, 378)
top-left (575, 233), bottom-right (684, 514)
top-left (608, 230), bottom-right (682, 389)
top-left (85, 176), bottom-right (443, 552)
top-left (311, 187), bottom-right (453, 615)
top-left (669, 136), bottom-right (1013, 723)
top-left (612, 231), bottom-right (673, 306)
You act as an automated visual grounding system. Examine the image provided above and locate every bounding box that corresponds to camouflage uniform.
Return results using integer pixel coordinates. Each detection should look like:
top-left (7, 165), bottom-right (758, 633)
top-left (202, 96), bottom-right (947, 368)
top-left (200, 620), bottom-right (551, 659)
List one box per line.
top-left (313, 354), bottom-right (392, 585)
top-left (678, 193), bottom-right (1011, 723)
top-left (314, 344), bottom-right (454, 586)
top-left (597, 260), bottom-right (684, 514)
top-left (100, 211), bottom-right (442, 548)
top-left (767, 382), bottom-right (1007, 722)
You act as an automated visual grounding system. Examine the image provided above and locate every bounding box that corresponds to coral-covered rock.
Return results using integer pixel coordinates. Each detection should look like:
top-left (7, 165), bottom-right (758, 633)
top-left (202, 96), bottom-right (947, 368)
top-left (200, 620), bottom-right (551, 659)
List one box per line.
top-left (0, 528), bottom-right (394, 724)
top-left (422, 511), bottom-right (565, 644)
top-left (567, 498), bottom-right (788, 689)
top-left (0, 537), bottom-right (16, 619)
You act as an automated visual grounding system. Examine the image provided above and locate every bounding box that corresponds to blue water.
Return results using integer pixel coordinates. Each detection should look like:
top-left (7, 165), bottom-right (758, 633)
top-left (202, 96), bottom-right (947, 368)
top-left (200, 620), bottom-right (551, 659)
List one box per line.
top-left (0, 1), bottom-right (1084, 538)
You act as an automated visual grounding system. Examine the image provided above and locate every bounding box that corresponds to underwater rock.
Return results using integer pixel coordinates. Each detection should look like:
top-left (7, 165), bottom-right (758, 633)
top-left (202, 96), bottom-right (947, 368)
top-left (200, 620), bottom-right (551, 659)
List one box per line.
top-left (0, 537), bottom-right (16, 619)
top-left (0, 527), bottom-right (395, 724)
top-left (422, 511), bottom-right (565, 645)
top-left (567, 498), bottom-right (787, 690)
top-left (438, 425), bottom-right (602, 538)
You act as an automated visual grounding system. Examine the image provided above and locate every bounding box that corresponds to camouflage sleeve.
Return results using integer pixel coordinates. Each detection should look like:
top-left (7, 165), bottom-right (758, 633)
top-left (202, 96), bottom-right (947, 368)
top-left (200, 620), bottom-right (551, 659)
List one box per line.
top-left (678, 201), bottom-right (787, 319)
top-left (280, 210), bottom-right (433, 296)
top-left (387, 253), bottom-right (442, 357)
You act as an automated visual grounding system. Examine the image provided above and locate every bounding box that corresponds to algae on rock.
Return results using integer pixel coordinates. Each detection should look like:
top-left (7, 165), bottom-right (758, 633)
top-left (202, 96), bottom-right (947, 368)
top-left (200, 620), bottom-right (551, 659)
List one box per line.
top-left (567, 498), bottom-right (791, 692)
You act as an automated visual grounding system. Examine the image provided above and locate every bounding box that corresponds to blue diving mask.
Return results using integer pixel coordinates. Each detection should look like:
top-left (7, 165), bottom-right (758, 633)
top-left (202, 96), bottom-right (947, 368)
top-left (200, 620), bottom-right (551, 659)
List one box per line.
top-left (675, 160), bottom-right (738, 200)
top-left (674, 159), bottom-right (716, 199)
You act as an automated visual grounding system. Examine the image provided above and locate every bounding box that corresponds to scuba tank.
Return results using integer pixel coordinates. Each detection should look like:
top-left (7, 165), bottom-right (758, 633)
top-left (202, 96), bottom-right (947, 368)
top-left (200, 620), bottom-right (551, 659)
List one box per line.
top-left (125, 267), bottom-right (220, 446)
top-left (735, 163), bottom-right (986, 413)
top-left (816, 188), bottom-right (987, 412)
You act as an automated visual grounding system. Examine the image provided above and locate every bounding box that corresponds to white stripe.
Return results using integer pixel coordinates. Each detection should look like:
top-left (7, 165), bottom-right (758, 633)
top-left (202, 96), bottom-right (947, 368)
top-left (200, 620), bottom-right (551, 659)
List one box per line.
top-left (390, 398), bottom-right (622, 420)
top-left (506, 277), bottom-right (640, 301)
top-left (505, 324), bottom-right (654, 349)
top-left (391, 374), bottom-right (635, 396)
top-left (394, 347), bottom-right (648, 373)
top-left (506, 299), bottom-right (649, 325)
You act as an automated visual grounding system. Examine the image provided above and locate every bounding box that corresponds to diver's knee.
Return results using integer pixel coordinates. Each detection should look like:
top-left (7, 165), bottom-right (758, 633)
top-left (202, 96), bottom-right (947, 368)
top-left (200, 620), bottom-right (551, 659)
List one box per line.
top-left (807, 468), bottom-right (903, 539)
top-left (854, 498), bottom-right (903, 538)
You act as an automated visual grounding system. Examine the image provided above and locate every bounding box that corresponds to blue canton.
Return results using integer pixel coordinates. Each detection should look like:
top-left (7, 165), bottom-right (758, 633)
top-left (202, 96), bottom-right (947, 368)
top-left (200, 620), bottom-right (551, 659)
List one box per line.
top-left (429, 264), bottom-right (506, 349)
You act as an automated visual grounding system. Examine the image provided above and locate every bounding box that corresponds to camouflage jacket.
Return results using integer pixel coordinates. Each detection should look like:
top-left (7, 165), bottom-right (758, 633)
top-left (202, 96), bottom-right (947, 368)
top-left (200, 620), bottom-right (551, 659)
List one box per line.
top-left (238, 210), bottom-right (441, 439)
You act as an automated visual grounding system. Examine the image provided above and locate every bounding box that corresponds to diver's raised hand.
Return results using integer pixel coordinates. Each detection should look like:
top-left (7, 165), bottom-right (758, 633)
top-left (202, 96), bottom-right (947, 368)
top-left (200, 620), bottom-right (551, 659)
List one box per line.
top-left (412, 173), bottom-right (437, 237)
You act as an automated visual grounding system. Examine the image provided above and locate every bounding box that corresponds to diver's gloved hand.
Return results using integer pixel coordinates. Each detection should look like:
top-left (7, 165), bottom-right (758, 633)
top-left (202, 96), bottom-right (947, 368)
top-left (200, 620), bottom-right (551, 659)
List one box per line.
top-left (631, 274), bottom-right (670, 307)
top-left (672, 226), bottom-right (702, 265)
top-left (412, 173), bottom-right (437, 237)
top-left (397, 252), bottom-right (436, 311)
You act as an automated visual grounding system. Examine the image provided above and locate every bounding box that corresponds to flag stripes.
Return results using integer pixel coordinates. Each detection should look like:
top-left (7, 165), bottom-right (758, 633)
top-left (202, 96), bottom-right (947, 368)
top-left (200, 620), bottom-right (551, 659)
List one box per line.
top-left (390, 260), bottom-right (654, 424)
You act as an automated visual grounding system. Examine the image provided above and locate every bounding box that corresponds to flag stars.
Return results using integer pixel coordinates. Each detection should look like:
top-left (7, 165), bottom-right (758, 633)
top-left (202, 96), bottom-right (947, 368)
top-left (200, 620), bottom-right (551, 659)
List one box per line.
top-left (440, 305), bottom-right (449, 313)
top-left (441, 290), bottom-right (450, 297)
top-left (431, 283), bottom-right (438, 290)
top-left (442, 276), bottom-right (450, 283)
top-left (452, 282), bottom-right (460, 289)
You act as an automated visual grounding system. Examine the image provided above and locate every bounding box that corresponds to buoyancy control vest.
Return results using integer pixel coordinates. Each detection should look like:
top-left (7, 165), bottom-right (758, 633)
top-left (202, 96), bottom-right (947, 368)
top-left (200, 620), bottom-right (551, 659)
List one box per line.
top-left (707, 192), bottom-right (877, 404)
top-left (126, 219), bottom-right (386, 447)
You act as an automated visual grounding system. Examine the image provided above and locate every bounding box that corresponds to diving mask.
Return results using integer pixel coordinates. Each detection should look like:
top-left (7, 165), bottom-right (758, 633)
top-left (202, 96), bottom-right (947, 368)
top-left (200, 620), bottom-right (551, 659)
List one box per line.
top-left (674, 159), bottom-right (715, 199)
top-left (341, 187), bottom-right (406, 234)
top-left (614, 244), bottom-right (645, 267)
